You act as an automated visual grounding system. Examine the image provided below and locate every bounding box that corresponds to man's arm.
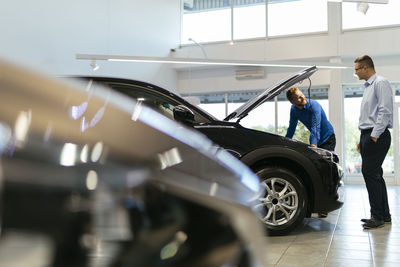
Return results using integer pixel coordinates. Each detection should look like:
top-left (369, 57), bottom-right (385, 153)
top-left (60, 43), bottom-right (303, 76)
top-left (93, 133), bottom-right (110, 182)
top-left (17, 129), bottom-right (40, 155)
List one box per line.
top-left (371, 79), bottom-right (393, 141)
top-left (309, 102), bottom-right (322, 146)
top-left (285, 107), bottom-right (298, 138)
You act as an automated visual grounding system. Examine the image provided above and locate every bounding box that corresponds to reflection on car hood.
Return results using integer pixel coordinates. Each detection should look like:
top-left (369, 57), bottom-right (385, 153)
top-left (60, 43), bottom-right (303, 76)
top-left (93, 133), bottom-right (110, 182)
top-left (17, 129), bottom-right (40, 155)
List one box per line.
top-left (0, 60), bottom-right (269, 267)
top-left (224, 66), bottom-right (317, 122)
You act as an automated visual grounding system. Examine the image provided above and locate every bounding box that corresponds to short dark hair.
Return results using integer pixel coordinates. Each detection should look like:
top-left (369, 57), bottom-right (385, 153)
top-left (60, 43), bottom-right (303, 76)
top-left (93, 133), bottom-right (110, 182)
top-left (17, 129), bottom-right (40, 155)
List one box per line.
top-left (354, 55), bottom-right (375, 70)
top-left (286, 87), bottom-right (299, 101)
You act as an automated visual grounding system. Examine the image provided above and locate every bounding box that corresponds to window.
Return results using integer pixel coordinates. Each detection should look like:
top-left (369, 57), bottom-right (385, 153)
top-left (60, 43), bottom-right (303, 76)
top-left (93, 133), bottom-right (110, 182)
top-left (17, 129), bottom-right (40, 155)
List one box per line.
top-left (197, 92), bottom-right (227, 120)
top-left (185, 86), bottom-right (328, 141)
top-left (230, 99), bottom-right (276, 133)
top-left (342, 1), bottom-right (400, 30)
top-left (181, 0), bottom-right (327, 44)
top-left (181, 0), bottom-right (231, 44)
top-left (343, 85), bottom-right (395, 175)
top-left (267, 0), bottom-right (327, 37)
top-left (233, 1), bottom-right (266, 40)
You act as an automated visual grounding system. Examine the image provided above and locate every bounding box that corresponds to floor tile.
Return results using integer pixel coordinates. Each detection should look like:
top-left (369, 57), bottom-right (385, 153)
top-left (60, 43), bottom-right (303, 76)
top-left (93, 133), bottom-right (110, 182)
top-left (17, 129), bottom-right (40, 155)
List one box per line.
top-left (325, 258), bottom-right (374, 267)
top-left (275, 254), bottom-right (326, 266)
top-left (266, 185), bottom-right (400, 266)
top-left (327, 248), bottom-right (372, 261)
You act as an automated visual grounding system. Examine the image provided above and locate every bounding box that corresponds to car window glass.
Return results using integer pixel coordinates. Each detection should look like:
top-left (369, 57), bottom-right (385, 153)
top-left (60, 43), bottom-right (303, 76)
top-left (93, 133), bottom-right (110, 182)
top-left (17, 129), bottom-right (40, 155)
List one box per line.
top-left (107, 83), bottom-right (211, 123)
top-left (112, 85), bottom-right (175, 119)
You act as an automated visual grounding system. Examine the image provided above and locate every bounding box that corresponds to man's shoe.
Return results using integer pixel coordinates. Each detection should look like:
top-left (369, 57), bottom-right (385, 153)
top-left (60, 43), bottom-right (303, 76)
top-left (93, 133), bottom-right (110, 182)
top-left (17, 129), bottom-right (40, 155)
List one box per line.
top-left (361, 216), bottom-right (391, 224)
top-left (363, 217), bottom-right (385, 229)
top-left (318, 212), bottom-right (328, 218)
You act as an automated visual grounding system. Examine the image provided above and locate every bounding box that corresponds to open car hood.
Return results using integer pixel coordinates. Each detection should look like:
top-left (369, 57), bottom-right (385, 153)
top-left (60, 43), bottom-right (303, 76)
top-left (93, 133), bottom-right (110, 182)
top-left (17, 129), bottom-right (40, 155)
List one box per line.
top-left (224, 66), bottom-right (317, 122)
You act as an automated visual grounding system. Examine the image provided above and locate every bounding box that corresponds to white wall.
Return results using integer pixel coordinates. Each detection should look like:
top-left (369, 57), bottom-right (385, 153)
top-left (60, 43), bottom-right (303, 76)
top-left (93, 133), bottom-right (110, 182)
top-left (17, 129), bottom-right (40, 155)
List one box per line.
top-left (0, 0), bottom-right (181, 92)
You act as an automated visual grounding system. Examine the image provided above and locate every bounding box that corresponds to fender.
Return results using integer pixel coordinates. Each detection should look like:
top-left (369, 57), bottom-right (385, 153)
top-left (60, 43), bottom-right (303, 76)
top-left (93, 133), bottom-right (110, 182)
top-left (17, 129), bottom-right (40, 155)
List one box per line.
top-left (239, 146), bottom-right (326, 209)
top-left (240, 146), bottom-right (317, 176)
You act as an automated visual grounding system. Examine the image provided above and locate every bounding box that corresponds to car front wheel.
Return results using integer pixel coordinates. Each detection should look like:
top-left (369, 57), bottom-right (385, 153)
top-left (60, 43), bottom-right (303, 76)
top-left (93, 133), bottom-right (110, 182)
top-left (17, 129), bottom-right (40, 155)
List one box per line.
top-left (253, 167), bottom-right (307, 235)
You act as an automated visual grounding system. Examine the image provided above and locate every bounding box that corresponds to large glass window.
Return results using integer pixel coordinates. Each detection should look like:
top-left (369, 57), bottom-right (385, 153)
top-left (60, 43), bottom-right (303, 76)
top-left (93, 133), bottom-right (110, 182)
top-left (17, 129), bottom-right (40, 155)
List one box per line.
top-left (185, 86), bottom-right (329, 143)
top-left (267, 0), bottom-right (327, 37)
top-left (198, 103), bottom-right (226, 120)
top-left (181, 0), bottom-right (231, 44)
top-left (181, 0), bottom-right (328, 44)
top-left (229, 99), bottom-right (276, 133)
top-left (233, 1), bottom-right (266, 40)
top-left (343, 85), bottom-right (394, 175)
top-left (342, 1), bottom-right (400, 30)
top-left (197, 93), bottom-right (227, 120)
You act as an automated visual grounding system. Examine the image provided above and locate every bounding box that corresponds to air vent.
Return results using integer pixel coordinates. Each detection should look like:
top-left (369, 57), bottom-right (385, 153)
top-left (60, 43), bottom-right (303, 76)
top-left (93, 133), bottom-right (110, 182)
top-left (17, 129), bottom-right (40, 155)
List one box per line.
top-left (235, 68), bottom-right (265, 80)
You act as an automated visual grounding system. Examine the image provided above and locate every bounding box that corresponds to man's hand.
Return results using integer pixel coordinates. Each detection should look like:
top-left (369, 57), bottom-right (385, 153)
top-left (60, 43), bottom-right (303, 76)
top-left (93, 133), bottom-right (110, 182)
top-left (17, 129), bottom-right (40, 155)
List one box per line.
top-left (357, 142), bottom-right (360, 153)
top-left (371, 137), bottom-right (378, 143)
top-left (311, 144), bottom-right (317, 147)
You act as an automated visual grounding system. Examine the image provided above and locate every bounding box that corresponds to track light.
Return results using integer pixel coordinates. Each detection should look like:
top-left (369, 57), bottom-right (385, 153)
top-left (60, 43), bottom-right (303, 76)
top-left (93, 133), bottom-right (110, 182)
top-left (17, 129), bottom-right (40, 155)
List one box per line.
top-left (329, 1), bottom-right (388, 14)
top-left (76, 54), bottom-right (348, 69)
top-left (90, 59), bottom-right (99, 71)
top-left (357, 2), bottom-right (369, 14)
top-left (188, 38), bottom-right (208, 59)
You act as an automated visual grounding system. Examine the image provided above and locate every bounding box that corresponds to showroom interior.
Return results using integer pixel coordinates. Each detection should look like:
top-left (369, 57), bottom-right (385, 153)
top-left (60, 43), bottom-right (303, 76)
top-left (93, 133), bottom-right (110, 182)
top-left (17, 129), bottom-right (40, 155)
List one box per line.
top-left (1, 0), bottom-right (400, 266)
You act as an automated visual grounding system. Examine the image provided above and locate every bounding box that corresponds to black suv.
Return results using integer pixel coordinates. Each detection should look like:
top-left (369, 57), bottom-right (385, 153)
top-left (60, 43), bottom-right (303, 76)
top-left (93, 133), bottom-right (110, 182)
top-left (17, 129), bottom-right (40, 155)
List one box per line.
top-left (0, 59), bottom-right (268, 266)
top-left (75, 66), bottom-right (343, 235)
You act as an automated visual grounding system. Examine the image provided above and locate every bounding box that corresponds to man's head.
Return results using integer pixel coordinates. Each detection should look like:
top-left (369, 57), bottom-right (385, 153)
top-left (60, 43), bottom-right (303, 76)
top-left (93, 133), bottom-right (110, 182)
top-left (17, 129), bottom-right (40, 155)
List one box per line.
top-left (354, 55), bottom-right (376, 81)
top-left (286, 87), bottom-right (307, 109)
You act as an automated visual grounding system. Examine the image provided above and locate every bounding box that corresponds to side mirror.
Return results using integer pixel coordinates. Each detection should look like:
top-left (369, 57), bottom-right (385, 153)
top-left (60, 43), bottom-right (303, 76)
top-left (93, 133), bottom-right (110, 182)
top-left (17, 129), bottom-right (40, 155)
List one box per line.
top-left (173, 105), bottom-right (195, 125)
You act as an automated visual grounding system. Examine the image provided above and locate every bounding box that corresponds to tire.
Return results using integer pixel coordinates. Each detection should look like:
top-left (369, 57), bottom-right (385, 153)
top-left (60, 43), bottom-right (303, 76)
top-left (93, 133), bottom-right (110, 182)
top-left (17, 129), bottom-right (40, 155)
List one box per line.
top-left (252, 167), bottom-right (307, 236)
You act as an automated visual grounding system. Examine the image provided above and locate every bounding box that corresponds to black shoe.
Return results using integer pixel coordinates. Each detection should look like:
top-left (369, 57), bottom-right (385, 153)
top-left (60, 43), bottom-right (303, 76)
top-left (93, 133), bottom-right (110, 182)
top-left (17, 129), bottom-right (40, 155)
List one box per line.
top-left (318, 212), bottom-right (328, 218)
top-left (363, 217), bottom-right (385, 229)
top-left (361, 216), bottom-right (391, 224)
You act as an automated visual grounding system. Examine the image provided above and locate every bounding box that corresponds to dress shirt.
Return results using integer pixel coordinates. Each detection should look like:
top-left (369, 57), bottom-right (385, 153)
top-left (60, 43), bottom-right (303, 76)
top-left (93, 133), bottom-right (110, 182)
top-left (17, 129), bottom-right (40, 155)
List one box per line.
top-left (359, 74), bottom-right (393, 138)
top-left (285, 99), bottom-right (334, 146)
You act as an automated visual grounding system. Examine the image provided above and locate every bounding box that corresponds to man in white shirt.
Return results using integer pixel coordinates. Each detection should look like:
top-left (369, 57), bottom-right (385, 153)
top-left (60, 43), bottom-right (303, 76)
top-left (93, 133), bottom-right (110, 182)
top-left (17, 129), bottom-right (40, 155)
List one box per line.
top-left (354, 55), bottom-right (393, 229)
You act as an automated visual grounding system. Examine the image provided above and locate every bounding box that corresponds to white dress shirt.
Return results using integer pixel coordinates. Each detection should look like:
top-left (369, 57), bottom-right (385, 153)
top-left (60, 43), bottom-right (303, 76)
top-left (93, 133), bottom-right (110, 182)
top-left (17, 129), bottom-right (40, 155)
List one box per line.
top-left (359, 74), bottom-right (393, 138)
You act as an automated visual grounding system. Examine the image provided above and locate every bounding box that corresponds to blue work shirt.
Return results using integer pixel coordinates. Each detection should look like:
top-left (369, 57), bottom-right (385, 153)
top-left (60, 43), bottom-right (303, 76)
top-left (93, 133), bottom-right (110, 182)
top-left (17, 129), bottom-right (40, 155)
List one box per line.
top-left (359, 74), bottom-right (393, 138)
top-left (285, 99), bottom-right (334, 146)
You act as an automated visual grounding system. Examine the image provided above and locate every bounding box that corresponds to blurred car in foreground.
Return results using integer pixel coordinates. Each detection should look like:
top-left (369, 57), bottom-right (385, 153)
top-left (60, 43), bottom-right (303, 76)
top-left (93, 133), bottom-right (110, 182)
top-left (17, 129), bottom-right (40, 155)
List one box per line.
top-left (0, 60), bottom-right (268, 267)
top-left (74, 66), bottom-right (343, 235)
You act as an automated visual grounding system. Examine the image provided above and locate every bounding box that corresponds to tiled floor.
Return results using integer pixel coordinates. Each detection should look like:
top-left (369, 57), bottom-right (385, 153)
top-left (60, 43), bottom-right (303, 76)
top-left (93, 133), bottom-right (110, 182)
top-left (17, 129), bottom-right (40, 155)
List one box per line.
top-left (265, 184), bottom-right (400, 267)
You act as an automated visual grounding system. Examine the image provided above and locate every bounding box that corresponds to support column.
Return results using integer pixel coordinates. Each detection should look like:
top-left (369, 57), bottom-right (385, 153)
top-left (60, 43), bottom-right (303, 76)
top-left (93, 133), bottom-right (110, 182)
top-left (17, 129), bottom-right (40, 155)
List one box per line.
top-left (329, 57), bottom-right (344, 166)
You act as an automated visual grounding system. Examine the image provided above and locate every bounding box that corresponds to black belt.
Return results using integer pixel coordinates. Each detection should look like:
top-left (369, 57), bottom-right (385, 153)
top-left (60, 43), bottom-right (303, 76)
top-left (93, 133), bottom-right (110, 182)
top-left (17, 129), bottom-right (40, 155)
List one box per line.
top-left (360, 128), bottom-right (388, 134)
top-left (360, 128), bottom-right (373, 134)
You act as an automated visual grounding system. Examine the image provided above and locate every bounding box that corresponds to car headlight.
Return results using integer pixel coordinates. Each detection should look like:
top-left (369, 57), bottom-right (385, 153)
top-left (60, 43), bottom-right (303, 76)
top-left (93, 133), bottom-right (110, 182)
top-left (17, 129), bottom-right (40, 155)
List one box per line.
top-left (309, 146), bottom-right (336, 162)
top-left (337, 164), bottom-right (344, 184)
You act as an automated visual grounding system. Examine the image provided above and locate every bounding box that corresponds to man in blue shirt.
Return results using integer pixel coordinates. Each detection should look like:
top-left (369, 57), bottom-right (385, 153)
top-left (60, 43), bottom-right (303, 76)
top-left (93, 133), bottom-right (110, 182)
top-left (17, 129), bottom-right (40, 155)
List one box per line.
top-left (285, 87), bottom-right (336, 218)
top-left (285, 87), bottom-right (336, 151)
top-left (355, 55), bottom-right (393, 229)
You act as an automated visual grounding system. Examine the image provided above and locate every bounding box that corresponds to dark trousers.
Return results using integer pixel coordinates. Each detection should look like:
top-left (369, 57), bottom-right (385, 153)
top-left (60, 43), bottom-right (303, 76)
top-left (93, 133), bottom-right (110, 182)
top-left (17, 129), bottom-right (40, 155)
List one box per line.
top-left (318, 133), bottom-right (336, 152)
top-left (360, 128), bottom-right (391, 220)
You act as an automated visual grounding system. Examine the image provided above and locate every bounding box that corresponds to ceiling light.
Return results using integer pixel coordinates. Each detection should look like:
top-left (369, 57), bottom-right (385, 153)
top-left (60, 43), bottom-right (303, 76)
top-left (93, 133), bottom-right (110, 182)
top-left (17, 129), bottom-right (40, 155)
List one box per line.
top-left (188, 38), bottom-right (208, 59)
top-left (76, 54), bottom-right (349, 69)
top-left (357, 2), bottom-right (369, 14)
top-left (327, 0), bottom-right (389, 13)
